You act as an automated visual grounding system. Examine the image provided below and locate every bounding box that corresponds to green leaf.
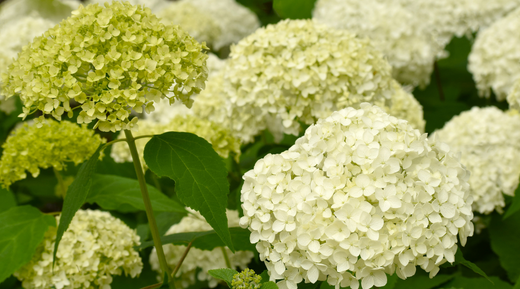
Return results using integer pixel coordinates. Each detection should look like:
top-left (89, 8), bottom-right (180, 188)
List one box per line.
top-left (0, 187), bottom-right (16, 212)
top-left (514, 275), bottom-right (520, 289)
top-left (489, 211), bottom-right (520, 282)
top-left (53, 145), bottom-right (102, 264)
top-left (86, 174), bottom-right (186, 213)
top-left (261, 281), bottom-right (279, 289)
top-left (0, 206), bottom-right (55, 283)
top-left (443, 276), bottom-right (512, 289)
top-left (208, 268), bottom-right (238, 287)
top-left (298, 282), bottom-right (322, 289)
top-left (144, 132), bottom-right (233, 251)
top-left (138, 227), bottom-right (254, 252)
top-left (454, 249), bottom-right (492, 283)
top-left (272, 0), bottom-right (317, 19)
top-left (504, 183), bottom-right (520, 219)
top-left (379, 274), bottom-right (398, 289)
top-left (394, 273), bottom-right (455, 289)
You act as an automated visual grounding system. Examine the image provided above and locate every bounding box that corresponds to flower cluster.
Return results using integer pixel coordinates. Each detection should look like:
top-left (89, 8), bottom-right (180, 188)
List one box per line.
top-left (240, 103), bottom-right (474, 289)
top-left (1, 1), bottom-right (208, 132)
top-left (468, 7), bottom-right (520, 100)
top-left (147, 53), bottom-right (225, 124)
top-left (394, 0), bottom-right (520, 48)
top-left (111, 116), bottom-right (241, 166)
top-left (231, 269), bottom-right (262, 289)
top-left (508, 78), bottom-right (520, 109)
top-left (182, 0), bottom-right (260, 50)
top-left (87, 0), bottom-right (170, 13)
top-left (312, 0), bottom-right (445, 87)
top-left (194, 19), bottom-right (395, 144)
top-left (433, 106), bottom-right (520, 214)
top-left (0, 119), bottom-right (104, 187)
top-left (0, 15), bottom-right (55, 113)
top-left (384, 81), bottom-right (425, 133)
top-left (159, 1), bottom-right (222, 48)
top-left (0, 0), bottom-right (79, 27)
top-left (14, 209), bottom-right (143, 289)
top-left (150, 209), bottom-right (255, 288)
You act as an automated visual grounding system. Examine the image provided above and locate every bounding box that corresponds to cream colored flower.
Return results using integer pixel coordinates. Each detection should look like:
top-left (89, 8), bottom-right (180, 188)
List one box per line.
top-left (14, 210), bottom-right (143, 289)
top-left (468, 7), bottom-right (520, 100)
top-left (193, 19), bottom-right (395, 144)
top-left (384, 80), bottom-right (425, 132)
top-left (240, 103), bottom-right (473, 289)
top-left (433, 106), bottom-right (520, 214)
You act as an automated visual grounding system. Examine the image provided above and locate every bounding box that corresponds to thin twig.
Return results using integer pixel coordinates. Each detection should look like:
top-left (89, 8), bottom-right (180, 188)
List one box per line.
top-left (172, 241), bottom-right (193, 278)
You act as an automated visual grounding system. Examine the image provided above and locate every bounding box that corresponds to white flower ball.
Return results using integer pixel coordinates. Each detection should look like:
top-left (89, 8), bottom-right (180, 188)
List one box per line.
top-left (193, 19), bottom-right (396, 144)
top-left (183, 0), bottom-right (260, 50)
top-left (150, 209), bottom-right (255, 288)
top-left (240, 103), bottom-right (473, 289)
top-left (468, 7), bottom-right (520, 100)
top-left (312, 0), bottom-right (445, 87)
top-left (384, 81), bottom-right (425, 133)
top-left (14, 210), bottom-right (143, 289)
top-left (433, 106), bottom-right (520, 214)
top-left (0, 0), bottom-right (79, 27)
top-left (87, 0), bottom-right (170, 13)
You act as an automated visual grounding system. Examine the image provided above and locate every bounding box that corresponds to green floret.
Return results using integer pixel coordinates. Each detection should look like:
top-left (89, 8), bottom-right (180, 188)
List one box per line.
top-left (231, 269), bottom-right (262, 289)
top-left (0, 119), bottom-right (105, 187)
top-left (1, 1), bottom-right (208, 132)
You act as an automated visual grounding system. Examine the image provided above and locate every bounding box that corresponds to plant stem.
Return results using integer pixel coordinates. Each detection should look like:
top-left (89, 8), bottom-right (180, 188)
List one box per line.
top-left (124, 130), bottom-right (174, 288)
top-left (221, 247), bottom-right (232, 269)
top-left (172, 241), bottom-right (193, 278)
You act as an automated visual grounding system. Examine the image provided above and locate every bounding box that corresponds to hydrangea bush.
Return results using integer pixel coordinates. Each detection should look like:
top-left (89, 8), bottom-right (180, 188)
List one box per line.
top-left (1, 1), bottom-right (520, 289)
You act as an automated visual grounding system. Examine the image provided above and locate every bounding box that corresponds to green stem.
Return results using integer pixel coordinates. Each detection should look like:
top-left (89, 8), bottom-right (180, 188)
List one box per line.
top-left (101, 134), bottom-right (155, 150)
top-left (124, 130), bottom-right (174, 288)
top-left (53, 168), bottom-right (67, 198)
top-left (221, 247), bottom-right (232, 269)
top-left (172, 241), bottom-right (193, 278)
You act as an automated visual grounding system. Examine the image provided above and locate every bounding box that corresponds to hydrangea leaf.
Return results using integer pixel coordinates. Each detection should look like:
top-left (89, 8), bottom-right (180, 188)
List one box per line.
top-left (143, 132), bottom-right (233, 251)
top-left (443, 277), bottom-right (511, 289)
top-left (0, 188), bottom-right (16, 212)
top-left (490, 211), bottom-right (520, 282)
top-left (53, 145), bottom-right (102, 264)
top-left (273, 0), bottom-right (316, 19)
top-left (454, 249), bottom-right (492, 283)
top-left (208, 268), bottom-right (238, 287)
top-left (137, 227), bottom-right (253, 252)
top-left (86, 174), bottom-right (186, 213)
top-left (0, 205), bottom-right (55, 283)
top-left (504, 184), bottom-right (520, 219)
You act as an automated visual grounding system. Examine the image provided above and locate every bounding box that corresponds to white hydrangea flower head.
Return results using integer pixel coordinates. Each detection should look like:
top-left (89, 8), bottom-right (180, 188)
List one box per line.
top-left (0, 14), bottom-right (55, 112)
top-left (393, 0), bottom-right (520, 48)
top-left (86, 0), bottom-right (170, 13)
top-left (240, 103), bottom-right (474, 289)
top-left (158, 1), bottom-right (221, 47)
top-left (146, 54), bottom-right (225, 124)
top-left (508, 78), bottom-right (520, 109)
top-left (0, 0), bottom-right (79, 28)
top-left (183, 0), bottom-right (260, 50)
top-left (194, 19), bottom-right (396, 144)
top-left (312, 0), bottom-right (446, 87)
top-left (468, 7), bottom-right (520, 100)
top-left (150, 209), bottom-right (255, 288)
top-left (111, 116), bottom-right (241, 166)
top-left (14, 210), bottom-right (143, 289)
top-left (433, 106), bottom-right (520, 214)
top-left (384, 81), bottom-right (425, 133)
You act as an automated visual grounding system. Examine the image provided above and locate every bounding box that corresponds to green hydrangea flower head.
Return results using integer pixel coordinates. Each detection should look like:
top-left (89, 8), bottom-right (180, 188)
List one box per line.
top-left (1, 1), bottom-right (208, 132)
top-left (231, 269), bottom-right (262, 289)
top-left (0, 119), bottom-right (105, 187)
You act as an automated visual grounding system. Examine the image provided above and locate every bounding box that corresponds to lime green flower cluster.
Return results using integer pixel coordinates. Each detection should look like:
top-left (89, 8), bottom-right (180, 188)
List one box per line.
top-left (0, 119), bottom-right (104, 187)
top-left (231, 269), bottom-right (262, 289)
top-left (1, 1), bottom-right (208, 132)
top-left (111, 115), bottom-right (241, 167)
